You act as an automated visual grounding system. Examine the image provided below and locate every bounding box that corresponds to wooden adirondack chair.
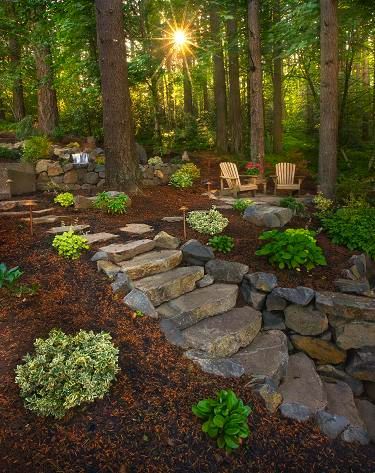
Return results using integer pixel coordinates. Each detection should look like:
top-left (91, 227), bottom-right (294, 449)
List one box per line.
top-left (220, 162), bottom-right (258, 198)
top-left (271, 163), bottom-right (304, 195)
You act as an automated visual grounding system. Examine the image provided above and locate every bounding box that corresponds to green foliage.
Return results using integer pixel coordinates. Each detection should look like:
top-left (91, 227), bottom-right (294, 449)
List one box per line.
top-left (0, 146), bottom-right (21, 161)
top-left (187, 207), bottom-right (229, 236)
top-left (313, 193), bottom-right (334, 219)
top-left (94, 192), bottom-right (129, 215)
top-left (169, 170), bottom-right (194, 188)
top-left (279, 197), bottom-right (306, 216)
top-left (52, 231), bottom-right (89, 260)
top-left (148, 156), bottom-right (163, 166)
top-left (22, 136), bottom-right (52, 163)
top-left (180, 162), bottom-right (201, 180)
top-left (322, 207), bottom-right (375, 259)
top-left (232, 198), bottom-right (254, 214)
top-left (0, 263), bottom-right (23, 289)
top-left (170, 157), bottom-right (183, 165)
top-left (192, 389), bottom-right (251, 452)
top-left (335, 176), bottom-right (373, 203)
top-left (15, 116), bottom-right (35, 140)
top-left (208, 235), bottom-right (235, 254)
top-left (15, 329), bottom-right (120, 419)
top-left (54, 192), bottom-right (75, 207)
top-left (256, 229), bottom-right (327, 271)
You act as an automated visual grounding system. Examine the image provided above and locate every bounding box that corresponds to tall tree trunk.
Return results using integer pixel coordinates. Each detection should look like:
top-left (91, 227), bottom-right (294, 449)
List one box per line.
top-left (319, 0), bottom-right (338, 198)
top-left (209, 6), bottom-right (228, 154)
top-left (248, 0), bottom-right (265, 169)
top-left (202, 74), bottom-right (210, 112)
top-left (95, 0), bottom-right (139, 190)
top-left (183, 56), bottom-right (194, 116)
top-left (272, 0), bottom-right (283, 154)
top-left (226, 17), bottom-right (243, 155)
top-left (34, 43), bottom-right (58, 135)
top-left (9, 37), bottom-right (26, 121)
top-left (361, 52), bottom-right (370, 141)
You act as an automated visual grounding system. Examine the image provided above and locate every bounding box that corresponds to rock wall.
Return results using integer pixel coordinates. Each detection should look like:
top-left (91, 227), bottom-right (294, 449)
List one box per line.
top-left (35, 160), bottom-right (182, 192)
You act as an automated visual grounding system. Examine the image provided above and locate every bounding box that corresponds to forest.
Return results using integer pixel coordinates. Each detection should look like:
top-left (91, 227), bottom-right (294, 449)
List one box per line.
top-left (0, 0), bottom-right (374, 196)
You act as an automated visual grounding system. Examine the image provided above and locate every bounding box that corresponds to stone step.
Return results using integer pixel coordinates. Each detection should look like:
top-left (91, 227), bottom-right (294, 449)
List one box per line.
top-left (134, 266), bottom-right (204, 307)
top-left (21, 215), bottom-right (71, 224)
top-left (182, 306), bottom-right (262, 358)
top-left (47, 224), bottom-right (90, 234)
top-left (0, 199), bottom-right (39, 211)
top-left (119, 250), bottom-right (182, 280)
top-left (0, 207), bottom-right (54, 217)
top-left (120, 223), bottom-right (154, 235)
top-left (157, 283), bottom-right (238, 329)
top-left (84, 232), bottom-right (119, 245)
top-left (100, 239), bottom-right (156, 263)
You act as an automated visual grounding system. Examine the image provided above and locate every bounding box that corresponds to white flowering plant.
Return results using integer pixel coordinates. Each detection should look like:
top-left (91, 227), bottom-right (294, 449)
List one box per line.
top-left (187, 207), bottom-right (229, 235)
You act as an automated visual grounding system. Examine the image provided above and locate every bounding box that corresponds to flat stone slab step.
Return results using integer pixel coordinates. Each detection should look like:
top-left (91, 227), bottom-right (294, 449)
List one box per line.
top-left (21, 215), bottom-right (71, 224)
top-left (157, 283), bottom-right (239, 329)
top-left (0, 207), bottom-right (54, 217)
top-left (0, 199), bottom-right (39, 211)
top-left (119, 250), bottom-right (182, 280)
top-left (182, 306), bottom-right (262, 358)
top-left (100, 239), bottom-right (156, 263)
top-left (134, 266), bottom-right (204, 307)
top-left (162, 216), bottom-right (183, 222)
top-left (47, 224), bottom-right (90, 234)
top-left (84, 232), bottom-right (119, 245)
top-left (120, 223), bottom-right (154, 235)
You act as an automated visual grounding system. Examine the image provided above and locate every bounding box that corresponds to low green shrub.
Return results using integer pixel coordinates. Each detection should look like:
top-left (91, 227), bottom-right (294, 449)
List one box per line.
top-left (313, 193), bottom-right (334, 219)
top-left (15, 329), bottom-right (120, 418)
top-left (322, 207), bottom-right (375, 259)
top-left (0, 146), bottom-right (20, 161)
top-left (232, 198), bottom-right (254, 214)
top-left (15, 115), bottom-right (35, 140)
top-left (169, 171), bottom-right (193, 188)
top-left (187, 207), bottom-right (229, 235)
top-left (170, 157), bottom-right (183, 165)
top-left (180, 162), bottom-right (200, 180)
top-left (54, 192), bottom-right (75, 207)
top-left (22, 136), bottom-right (52, 163)
top-left (192, 389), bottom-right (251, 452)
top-left (256, 229), bottom-right (327, 270)
top-left (94, 192), bottom-right (129, 215)
top-left (279, 196), bottom-right (305, 216)
top-left (0, 263), bottom-right (23, 289)
top-left (208, 235), bottom-right (235, 254)
top-left (335, 176), bottom-right (373, 203)
top-left (148, 156), bottom-right (163, 166)
top-left (52, 231), bottom-right (89, 259)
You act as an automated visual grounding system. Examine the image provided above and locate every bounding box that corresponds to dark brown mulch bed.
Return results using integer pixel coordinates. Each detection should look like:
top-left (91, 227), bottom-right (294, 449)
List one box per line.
top-left (0, 156), bottom-right (373, 472)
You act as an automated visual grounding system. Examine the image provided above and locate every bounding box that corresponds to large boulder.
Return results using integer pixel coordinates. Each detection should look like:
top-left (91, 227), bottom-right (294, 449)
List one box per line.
top-left (244, 272), bottom-right (278, 293)
top-left (317, 365), bottom-right (364, 396)
top-left (180, 239), bottom-right (214, 266)
top-left (231, 330), bottom-right (289, 385)
top-left (154, 231), bottom-right (180, 250)
top-left (266, 292), bottom-right (287, 311)
top-left (315, 411), bottom-right (350, 440)
top-left (47, 162), bottom-right (63, 177)
top-left (335, 321), bottom-right (375, 350)
top-left (262, 311), bottom-right (285, 331)
top-left (240, 283), bottom-right (267, 310)
top-left (243, 205), bottom-right (293, 228)
top-left (316, 291), bottom-right (375, 324)
top-left (279, 352), bottom-right (327, 421)
top-left (290, 335), bottom-right (346, 365)
top-left (123, 288), bottom-right (158, 318)
top-left (63, 169), bottom-right (79, 184)
top-left (284, 304), bottom-right (328, 335)
top-left (355, 399), bottom-right (375, 443)
top-left (206, 259), bottom-right (249, 284)
top-left (36, 159), bottom-right (53, 174)
top-left (345, 347), bottom-right (375, 382)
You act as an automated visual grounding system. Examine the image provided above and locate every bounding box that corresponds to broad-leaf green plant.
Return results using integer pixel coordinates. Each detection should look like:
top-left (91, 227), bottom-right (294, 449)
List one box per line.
top-left (54, 192), bottom-right (75, 207)
top-left (94, 192), bottom-right (130, 215)
top-left (0, 263), bottom-right (23, 289)
top-left (279, 196), bottom-right (306, 216)
top-left (52, 231), bottom-right (89, 260)
top-left (208, 235), bottom-right (235, 254)
top-left (232, 198), bottom-right (254, 214)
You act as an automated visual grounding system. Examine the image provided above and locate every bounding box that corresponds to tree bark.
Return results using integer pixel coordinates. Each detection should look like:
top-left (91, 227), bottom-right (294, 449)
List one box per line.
top-left (272, 0), bottom-right (283, 154)
top-left (95, 0), bottom-right (139, 191)
top-left (34, 43), bottom-right (59, 135)
top-left (226, 17), bottom-right (243, 155)
top-left (9, 36), bottom-right (26, 121)
top-left (183, 56), bottom-right (194, 116)
top-left (319, 0), bottom-right (338, 198)
top-left (248, 0), bottom-right (265, 169)
top-left (209, 6), bottom-right (228, 154)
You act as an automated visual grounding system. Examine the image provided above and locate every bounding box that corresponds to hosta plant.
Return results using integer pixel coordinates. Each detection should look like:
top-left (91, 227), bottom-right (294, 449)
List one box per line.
top-left (94, 192), bottom-right (129, 215)
top-left (148, 156), bottom-right (163, 166)
top-left (0, 263), bottom-right (23, 289)
top-left (52, 231), bottom-right (89, 260)
top-left (279, 196), bottom-right (305, 216)
top-left (54, 192), bottom-right (75, 207)
top-left (192, 389), bottom-right (251, 452)
top-left (208, 235), bottom-right (235, 254)
top-left (15, 329), bottom-right (120, 418)
top-left (187, 207), bottom-right (229, 235)
top-left (232, 198), bottom-right (254, 214)
top-left (256, 229), bottom-right (327, 270)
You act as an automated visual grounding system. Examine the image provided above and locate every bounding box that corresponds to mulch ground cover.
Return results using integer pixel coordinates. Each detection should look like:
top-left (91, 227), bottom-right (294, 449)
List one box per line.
top-left (1, 154), bottom-right (374, 472)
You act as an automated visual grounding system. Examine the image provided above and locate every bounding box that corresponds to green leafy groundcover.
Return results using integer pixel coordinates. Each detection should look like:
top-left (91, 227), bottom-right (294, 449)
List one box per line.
top-left (322, 207), bottom-right (375, 259)
top-left (15, 329), bottom-right (120, 419)
top-left (256, 228), bottom-right (327, 270)
top-left (192, 389), bottom-right (251, 452)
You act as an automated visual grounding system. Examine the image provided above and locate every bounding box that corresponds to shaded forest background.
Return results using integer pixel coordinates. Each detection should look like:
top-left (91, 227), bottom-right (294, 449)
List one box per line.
top-left (0, 0), bottom-right (374, 193)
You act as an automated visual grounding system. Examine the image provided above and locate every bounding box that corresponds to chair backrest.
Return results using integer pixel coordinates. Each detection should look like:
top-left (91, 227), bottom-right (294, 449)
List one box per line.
top-left (276, 162), bottom-right (296, 185)
top-left (220, 162), bottom-right (240, 188)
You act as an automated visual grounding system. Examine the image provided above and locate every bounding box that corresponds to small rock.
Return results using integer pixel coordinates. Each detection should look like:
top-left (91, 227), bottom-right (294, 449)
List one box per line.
top-left (162, 216), bottom-right (183, 222)
top-left (355, 399), bottom-right (375, 443)
top-left (262, 311), bottom-right (285, 331)
top-left (349, 254), bottom-right (367, 279)
top-left (320, 330), bottom-right (332, 341)
top-left (291, 336), bottom-right (346, 365)
top-left (285, 304), bottom-right (328, 335)
top-left (159, 319), bottom-right (187, 348)
top-left (315, 291), bottom-right (375, 324)
top-left (123, 288), bottom-right (158, 318)
top-left (184, 350), bottom-right (245, 378)
top-left (74, 195), bottom-right (96, 210)
top-left (205, 259), bottom-right (249, 284)
top-left (272, 287), bottom-right (315, 306)
top-left (248, 376), bottom-right (282, 413)
top-left (334, 279), bottom-right (370, 295)
top-left (47, 162), bottom-right (63, 177)
top-left (364, 381), bottom-right (375, 402)
top-left (317, 365), bottom-right (364, 396)
top-left (241, 283), bottom-right (267, 310)
top-left (181, 239), bottom-right (214, 266)
top-left (196, 274), bottom-right (214, 288)
top-left (90, 251), bottom-right (108, 262)
top-left (245, 272), bottom-right (278, 293)
top-left (341, 425), bottom-right (370, 445)
top-left (111, 272), bottom-right (134, 297)
top-left (36, 159), bottom-right (53, 174)
top-left (335, 321), bottom-right (375, 350)
top-left (97, 260), bottom-right (121, 279)
top-left (244, 205), bottom-right (293, 228)
top-left (266, 293), bottom-right (287, 311)
top-left (154, 231), bottom-right (180, 250)
top-left (47, 224), bottom-right (90, 235)
top-left (346, 347), bottom-right (375, 382)
top-left (315, 411), bottom-right (350, 439)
